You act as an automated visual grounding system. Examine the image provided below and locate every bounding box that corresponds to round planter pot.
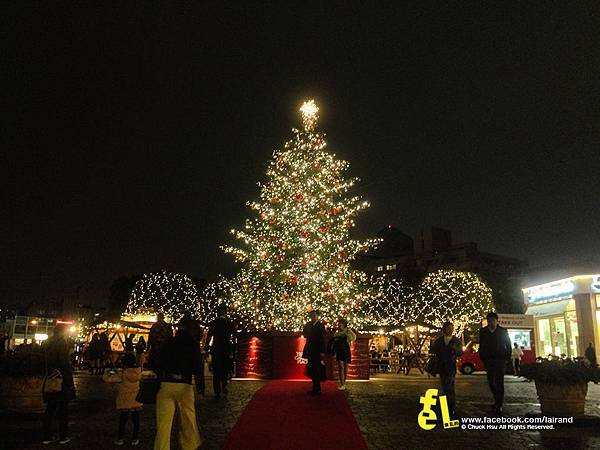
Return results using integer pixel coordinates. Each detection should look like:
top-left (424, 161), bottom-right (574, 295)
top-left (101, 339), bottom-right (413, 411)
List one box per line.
top-left (0, 376), bottom-right (45, 413)
top-left (535, 381), bottom-right (588, 416)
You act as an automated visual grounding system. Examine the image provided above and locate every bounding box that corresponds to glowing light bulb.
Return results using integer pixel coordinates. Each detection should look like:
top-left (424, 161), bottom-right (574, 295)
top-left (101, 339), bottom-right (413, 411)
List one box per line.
top-left (299, 100), bottom-right (319, 129)
top-left (300, 99), bottom-right (318, 116)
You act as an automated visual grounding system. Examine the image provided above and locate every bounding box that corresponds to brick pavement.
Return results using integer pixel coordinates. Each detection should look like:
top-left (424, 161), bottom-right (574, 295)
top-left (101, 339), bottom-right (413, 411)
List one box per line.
top-left (1, 372), bottom-right (600, 449)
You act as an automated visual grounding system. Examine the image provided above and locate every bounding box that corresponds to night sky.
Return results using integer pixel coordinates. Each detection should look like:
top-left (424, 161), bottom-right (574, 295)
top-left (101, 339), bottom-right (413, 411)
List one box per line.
top-left (4, 4), bottom-right (600, 306)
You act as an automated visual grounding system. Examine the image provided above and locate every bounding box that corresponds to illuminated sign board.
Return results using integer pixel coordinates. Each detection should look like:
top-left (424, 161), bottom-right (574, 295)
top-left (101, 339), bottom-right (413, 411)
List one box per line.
top-left (482, 314), bottom-right (534, 329)
top-left (592, 276), bottom-right (600, 293)
top-left (524, 274), bottom-right (600, 304)
top-left (527, 280), bottom-right (574, 303)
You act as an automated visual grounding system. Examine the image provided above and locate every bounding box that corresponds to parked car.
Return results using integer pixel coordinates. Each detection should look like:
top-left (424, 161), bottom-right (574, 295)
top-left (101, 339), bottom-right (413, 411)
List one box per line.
top-left (458, 340), bottom-right (535, 375)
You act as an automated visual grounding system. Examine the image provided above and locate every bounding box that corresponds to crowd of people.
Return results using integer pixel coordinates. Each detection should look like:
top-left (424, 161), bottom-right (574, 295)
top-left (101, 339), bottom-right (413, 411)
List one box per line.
top-left (37, 307), bottom-right (359, 447)
top-left (86, 332), bottom-right (113, 375)
top-left (32, 307), bottom-right (600, 447)
top-left (40, 307), bottom-right (236, 449)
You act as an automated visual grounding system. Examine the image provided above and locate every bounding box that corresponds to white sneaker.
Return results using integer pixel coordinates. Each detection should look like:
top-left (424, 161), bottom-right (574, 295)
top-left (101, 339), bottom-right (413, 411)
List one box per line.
top-left (43, 439), bottom-right (57, 445)
top-left (131, 439), bottom-right (140, 446)
top-left (338, 385), bottom-right (346, 390)
top-left (113, 439), bottom-right (124, 446)
top-left (59, 437), bottom-right (73, 444)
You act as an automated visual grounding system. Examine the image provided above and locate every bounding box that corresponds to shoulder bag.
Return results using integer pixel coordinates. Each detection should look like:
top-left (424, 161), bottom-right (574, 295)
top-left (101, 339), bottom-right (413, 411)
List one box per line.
top-left (43, 347), bottom-right (63, 394)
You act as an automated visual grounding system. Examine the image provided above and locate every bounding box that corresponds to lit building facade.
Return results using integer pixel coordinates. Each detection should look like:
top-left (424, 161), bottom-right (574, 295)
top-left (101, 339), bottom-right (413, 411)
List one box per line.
top-left (523, 274), bottom-right (600, 359)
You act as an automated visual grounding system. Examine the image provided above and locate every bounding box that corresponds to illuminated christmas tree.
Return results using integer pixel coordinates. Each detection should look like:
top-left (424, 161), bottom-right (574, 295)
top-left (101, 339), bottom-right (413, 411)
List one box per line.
top-left (223, 100), bottom-right (376, 331)
top-left (126, 270), bottom-right (200, 323)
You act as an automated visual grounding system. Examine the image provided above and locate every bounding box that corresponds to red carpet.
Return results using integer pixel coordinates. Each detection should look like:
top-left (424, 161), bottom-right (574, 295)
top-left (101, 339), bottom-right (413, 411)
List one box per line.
top-left (223, 381), bottom-right (368, 450)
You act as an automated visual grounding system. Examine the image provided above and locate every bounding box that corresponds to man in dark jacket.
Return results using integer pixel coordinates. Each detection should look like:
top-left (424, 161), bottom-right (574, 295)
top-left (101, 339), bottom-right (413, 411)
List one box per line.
top-left (585, 342), bottom-right (597, 367)
top-left (431, 321), bottom-right (463, 415)
top-left (205, 305), bottom-right (235, 398)
top-left (43, 324), bottom-right (75, 445)
top-left (179, 311), bottom-right (203, 343)
top-left (302, 309), bottom-right (326, 395)
top-left (479, 311), bottom-right (512, 414)
top-left (148, 312), bottom-right (173, 369)
top-left (178, 311), bottom-right (205, 393)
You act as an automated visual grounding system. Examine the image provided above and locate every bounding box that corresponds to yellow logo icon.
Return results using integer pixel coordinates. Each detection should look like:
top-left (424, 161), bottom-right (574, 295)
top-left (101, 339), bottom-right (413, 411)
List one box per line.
top-left (418, 388), bottom-right (459, 430)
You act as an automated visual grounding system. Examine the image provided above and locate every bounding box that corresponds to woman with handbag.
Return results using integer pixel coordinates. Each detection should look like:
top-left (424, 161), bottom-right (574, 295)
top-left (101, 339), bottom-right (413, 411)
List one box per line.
top-left (42, 324), bottom-right (75, 445)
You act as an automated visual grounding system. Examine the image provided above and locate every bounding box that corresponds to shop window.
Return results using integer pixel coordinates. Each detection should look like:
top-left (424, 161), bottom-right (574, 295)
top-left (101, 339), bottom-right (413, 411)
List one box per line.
top-left (566, 311), bottom-right (579, 357)
top-left (385, 264), bottom-right (397, 271)
top-left (551, 317), bottom-right (567, 357)
top-left (596, 309), bottom-right (600, 351)
top-left (537, 319), bottom-right (552, 356)
top-left (508, 329), bottom-right (531, 350)
top-left (376, 266), bottom-right (384, 272)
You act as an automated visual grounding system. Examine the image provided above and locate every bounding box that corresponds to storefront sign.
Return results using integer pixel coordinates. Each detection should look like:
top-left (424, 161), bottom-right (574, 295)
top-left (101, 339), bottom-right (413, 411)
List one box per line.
top-left (497, 313), bottom-right (534, 329)
top-left (527, 280), bottom-right (574, 303)
top-left (592, 276), bottom-right (600, 293)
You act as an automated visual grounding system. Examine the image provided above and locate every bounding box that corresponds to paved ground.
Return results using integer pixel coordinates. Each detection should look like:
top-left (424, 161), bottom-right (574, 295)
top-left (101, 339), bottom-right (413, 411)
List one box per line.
top-left (0, 372), bottom-right (266, 450)
top-left (1, 371), bottom-right (600, 449)
top-left (347, 372), bottom-right (600, 450)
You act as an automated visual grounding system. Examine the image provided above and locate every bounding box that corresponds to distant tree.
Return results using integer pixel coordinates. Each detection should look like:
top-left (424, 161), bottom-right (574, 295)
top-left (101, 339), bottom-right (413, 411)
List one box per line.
top-left (108, 275), bottom-right (141, 321)
top-left (364, 276), bottom-right (415, 326)
top-left (126, 271), bottom-right (200, 323)
top-left (418, 269), bottom-right (494, 336)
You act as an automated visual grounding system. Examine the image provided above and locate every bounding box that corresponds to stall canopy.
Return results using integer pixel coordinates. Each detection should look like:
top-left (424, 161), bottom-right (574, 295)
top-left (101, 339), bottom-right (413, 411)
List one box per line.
top-left (526, 299), bottom-right (570, 317)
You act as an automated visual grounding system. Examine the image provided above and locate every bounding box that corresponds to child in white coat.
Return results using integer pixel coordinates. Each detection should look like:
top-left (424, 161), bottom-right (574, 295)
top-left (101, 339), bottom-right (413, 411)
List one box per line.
top-left (105, 352), bottom-right (143, 446)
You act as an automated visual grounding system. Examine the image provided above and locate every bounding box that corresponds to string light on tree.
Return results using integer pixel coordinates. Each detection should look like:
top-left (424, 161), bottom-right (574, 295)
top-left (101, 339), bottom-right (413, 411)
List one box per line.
top-left (196, 278), bottom-right (232, 326)
top-left (417, 269), bottom-right (494, 335)
top-left (126, 270), bottom-right (200, 324)
top-left (364, 276), bottom-right (415, 326)
top-left (222, 99), bottom-right (377, 331)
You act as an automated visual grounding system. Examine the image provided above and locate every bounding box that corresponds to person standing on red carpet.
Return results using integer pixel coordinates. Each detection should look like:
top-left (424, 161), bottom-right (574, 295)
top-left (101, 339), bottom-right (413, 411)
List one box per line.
top-left (302, 309), bottom-right (326, 395)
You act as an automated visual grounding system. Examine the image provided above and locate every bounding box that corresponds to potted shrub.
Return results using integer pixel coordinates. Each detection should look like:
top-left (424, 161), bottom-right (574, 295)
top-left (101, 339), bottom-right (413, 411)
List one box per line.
top-left (0, 346), bottom-right (47, 412)
top-left (520, 358), bottom-right (600, 416)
